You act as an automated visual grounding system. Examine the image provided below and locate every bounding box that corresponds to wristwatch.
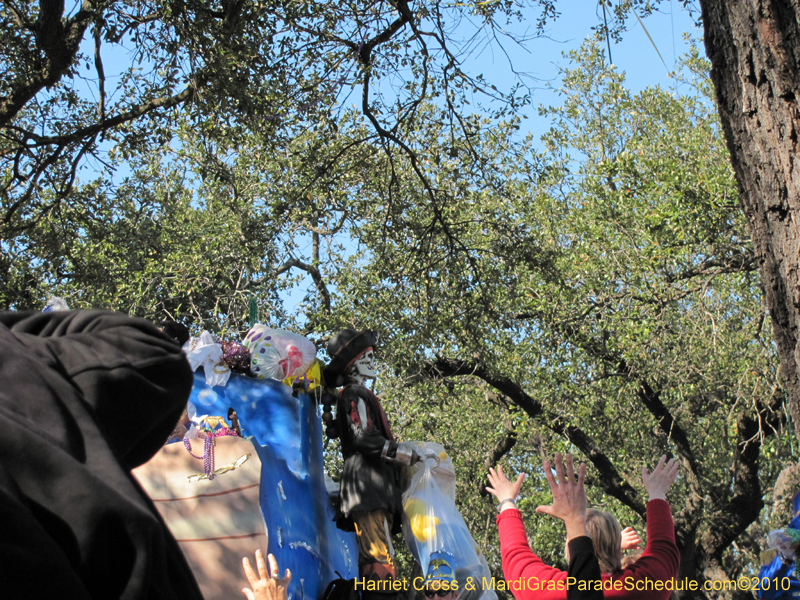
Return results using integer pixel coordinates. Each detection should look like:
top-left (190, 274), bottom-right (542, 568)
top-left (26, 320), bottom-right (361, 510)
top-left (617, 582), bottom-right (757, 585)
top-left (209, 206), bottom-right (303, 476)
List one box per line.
top-left (497, 498), bottom-right (517, 512)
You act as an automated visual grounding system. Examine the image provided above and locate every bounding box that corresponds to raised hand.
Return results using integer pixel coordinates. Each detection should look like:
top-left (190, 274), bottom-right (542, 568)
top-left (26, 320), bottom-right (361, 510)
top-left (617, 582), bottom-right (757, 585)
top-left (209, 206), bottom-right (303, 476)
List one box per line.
top-left (642, 455), bottom-right (679, 502)
top-left (486, 464), bottom-right (526, 511)
top-left (535, 452), bottom-right (587, 540)
top-left (242, 550), bottom-right (292, 600)
top-left (620, 526), bottom-right (641, 551)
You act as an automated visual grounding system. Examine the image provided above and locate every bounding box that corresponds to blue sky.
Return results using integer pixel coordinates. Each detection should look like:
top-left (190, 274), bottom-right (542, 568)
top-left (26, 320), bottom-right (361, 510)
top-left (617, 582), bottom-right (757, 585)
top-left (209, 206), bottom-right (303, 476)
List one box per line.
top-left (474, 1), bottom-right (700, 139)
top-left (538, 1), bottom-right (698, 86)
top-left (66, 2), bottom-right (703, 318)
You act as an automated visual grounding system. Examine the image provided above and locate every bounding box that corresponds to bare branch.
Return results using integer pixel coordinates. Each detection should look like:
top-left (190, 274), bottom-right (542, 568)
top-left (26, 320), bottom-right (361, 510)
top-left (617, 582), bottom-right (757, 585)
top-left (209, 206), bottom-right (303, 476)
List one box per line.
top-left (301, 209), bottom-right (347, 236)
top-left (270, 257), bottom-right (331, 314)
top-left (93, 23), bottom-right (105, 125)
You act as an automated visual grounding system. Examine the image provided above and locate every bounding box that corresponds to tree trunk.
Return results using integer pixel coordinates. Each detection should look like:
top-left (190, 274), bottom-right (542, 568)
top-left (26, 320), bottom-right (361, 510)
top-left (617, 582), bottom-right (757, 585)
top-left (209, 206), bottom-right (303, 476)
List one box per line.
top-left (700, 1), bottom-right (800, 444)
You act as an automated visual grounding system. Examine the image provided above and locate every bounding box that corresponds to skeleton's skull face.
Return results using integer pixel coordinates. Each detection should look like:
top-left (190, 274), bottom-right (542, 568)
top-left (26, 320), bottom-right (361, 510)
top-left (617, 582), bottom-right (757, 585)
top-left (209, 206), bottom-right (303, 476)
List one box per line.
top-left (351, 348), bottom-right (376, 380)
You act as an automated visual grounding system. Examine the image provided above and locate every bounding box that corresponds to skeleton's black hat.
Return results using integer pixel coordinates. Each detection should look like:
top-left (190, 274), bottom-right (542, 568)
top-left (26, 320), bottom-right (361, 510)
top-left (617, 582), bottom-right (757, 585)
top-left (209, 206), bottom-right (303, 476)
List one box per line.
top-left (323, 328), bottom-right (378, 385)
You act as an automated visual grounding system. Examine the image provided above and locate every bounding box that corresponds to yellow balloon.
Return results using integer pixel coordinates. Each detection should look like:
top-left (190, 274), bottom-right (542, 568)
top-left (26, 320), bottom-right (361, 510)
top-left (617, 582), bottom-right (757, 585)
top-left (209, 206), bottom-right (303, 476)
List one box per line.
top-left (409, 514), bottom-right (440, 542)
top-left (404, 498), bottom-right (427, 520)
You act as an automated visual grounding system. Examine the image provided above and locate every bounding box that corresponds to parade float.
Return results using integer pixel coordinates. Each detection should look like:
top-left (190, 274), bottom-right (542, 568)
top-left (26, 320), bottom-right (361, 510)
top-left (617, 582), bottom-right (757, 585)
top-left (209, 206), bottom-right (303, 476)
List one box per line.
top-left (133, 325), bottom-right (494, 600)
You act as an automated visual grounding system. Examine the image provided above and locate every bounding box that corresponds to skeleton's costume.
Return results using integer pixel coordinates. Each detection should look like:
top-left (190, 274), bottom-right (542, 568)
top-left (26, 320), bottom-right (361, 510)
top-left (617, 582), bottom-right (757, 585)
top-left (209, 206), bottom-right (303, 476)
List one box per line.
top-left (324, 329), bottom-right (418, 588)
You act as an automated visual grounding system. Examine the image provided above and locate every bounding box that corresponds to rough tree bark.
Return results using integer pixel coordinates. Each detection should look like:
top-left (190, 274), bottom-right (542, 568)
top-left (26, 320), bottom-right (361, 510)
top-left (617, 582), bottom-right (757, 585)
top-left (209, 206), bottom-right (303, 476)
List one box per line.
top-left (701, 1), bottom-right (800, 446)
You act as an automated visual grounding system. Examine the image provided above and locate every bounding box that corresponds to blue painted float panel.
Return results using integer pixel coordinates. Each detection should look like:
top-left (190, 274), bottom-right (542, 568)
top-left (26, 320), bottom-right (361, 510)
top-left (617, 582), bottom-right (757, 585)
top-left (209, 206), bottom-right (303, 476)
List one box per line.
top-left (189, 373), bottom-right (357, 600)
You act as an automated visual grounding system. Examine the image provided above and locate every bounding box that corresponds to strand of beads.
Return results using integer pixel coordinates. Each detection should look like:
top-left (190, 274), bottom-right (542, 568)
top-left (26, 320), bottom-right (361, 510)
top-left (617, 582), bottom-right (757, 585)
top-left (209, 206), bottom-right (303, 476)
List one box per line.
top-left (203, 435), bottom-right (215, 479)
top-left (183, 427), bottom-right (240, 480)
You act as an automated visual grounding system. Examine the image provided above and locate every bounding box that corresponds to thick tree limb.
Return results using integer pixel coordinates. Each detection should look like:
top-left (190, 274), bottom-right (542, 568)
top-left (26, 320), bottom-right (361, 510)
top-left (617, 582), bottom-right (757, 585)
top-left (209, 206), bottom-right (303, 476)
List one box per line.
top-left (423, 357), bottom-right (646, 515)
top-left (697, 411), bottom-right (763, 585)
top-left (17, 82), bottom-right (197, 148)
top-left (0, 0), bottom-right (95, 127)
top-left (701, 0), bottom-right (800, 446)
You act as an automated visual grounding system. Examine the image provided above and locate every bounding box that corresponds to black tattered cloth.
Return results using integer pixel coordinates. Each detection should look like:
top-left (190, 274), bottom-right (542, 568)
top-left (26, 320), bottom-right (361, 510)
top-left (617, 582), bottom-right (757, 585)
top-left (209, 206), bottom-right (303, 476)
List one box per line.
top-left (0, 310), bottom-right (203, 599)
top-left (335, 382), bottom-right (404, 530)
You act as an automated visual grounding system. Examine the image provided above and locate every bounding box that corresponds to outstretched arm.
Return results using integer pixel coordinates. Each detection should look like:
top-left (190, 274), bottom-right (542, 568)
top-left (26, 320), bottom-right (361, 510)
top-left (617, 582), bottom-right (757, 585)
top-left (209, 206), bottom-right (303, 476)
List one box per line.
top-left (486, 464), bottom-right (525, 512)
top-left (537, 454), bottom-right (600, 600)
top-left (642, 455), bottom-right (679, 502)
top-left (634, 455), bottom-right (681, 584)
top-left (489, 454), bottom-right (602, 600)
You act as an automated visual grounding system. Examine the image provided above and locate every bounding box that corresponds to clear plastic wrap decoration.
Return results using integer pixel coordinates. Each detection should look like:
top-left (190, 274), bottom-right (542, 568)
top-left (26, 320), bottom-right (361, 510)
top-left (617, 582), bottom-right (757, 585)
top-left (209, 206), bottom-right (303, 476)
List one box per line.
top-left (283, 359), bottom-right (323, 394)
top-left (244, 325), bottom-right (316, 381)
top-left (767, 528), bottom-right (800, 560)
top-left (402, 442), bottom-right (497, 600)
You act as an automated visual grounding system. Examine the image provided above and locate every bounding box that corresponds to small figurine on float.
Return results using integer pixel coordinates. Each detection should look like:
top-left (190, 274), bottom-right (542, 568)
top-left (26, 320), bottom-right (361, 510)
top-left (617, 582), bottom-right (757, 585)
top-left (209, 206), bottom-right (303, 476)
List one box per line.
top-left (323, 329), bottom-right (421, 599)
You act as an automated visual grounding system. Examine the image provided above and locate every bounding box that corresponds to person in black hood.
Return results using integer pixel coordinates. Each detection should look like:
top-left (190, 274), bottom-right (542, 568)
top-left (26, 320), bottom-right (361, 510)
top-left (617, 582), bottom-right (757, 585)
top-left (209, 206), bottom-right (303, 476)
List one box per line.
top-left (0, 309), bottom-right (202, 599)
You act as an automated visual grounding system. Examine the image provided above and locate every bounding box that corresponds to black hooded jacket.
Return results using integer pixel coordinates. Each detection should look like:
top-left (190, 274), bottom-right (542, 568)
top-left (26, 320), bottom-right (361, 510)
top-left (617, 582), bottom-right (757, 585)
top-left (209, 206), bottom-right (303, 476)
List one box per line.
top-left (0, 310), bottom-right (202, 599)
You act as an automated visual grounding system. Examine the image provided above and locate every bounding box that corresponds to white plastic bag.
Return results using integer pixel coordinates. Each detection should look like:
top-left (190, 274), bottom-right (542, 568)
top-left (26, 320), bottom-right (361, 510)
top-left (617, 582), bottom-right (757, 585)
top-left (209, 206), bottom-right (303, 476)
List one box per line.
top-left (183, 331), bottom-right (231, 388)
top-left (402, 445), bottom-right (497, 600)
top-left (767, 528), bottom-right (800, 561)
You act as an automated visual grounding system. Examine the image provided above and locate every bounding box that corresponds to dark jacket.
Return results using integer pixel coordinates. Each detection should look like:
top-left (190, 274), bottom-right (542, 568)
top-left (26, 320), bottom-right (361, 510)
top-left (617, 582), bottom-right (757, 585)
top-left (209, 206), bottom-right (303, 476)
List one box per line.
top-left (0, 310), bottom-right (202, 600)
top-left (335, 383), bottom-right (403, 527)
top-left (567, 536), bottom-right (604, 600)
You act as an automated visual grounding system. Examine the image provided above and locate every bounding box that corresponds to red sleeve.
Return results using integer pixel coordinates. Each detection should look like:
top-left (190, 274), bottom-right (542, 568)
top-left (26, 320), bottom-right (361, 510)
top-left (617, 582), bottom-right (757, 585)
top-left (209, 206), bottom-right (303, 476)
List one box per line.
top-left (497, 509), bottom-right (569, 600)
top-left (610, 499), bottom-right (680, 600)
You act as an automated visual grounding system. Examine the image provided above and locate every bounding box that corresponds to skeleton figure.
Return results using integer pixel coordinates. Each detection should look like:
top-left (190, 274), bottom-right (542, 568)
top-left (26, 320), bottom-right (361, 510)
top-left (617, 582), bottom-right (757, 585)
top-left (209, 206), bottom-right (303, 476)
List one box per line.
top-left (323, 329), bottom-right (419, 598)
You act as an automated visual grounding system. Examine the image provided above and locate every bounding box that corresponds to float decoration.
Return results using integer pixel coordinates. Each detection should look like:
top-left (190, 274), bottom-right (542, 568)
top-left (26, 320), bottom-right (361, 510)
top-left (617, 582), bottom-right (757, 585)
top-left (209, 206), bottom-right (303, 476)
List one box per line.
top-left (244, 325), bottom-right (316, 382)
top-left (402, 442), bottom-right (497, 600)
top-left (134, 372), bottom-right (358, 600)
top-left (183, 331), bottom-right (231, 387)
